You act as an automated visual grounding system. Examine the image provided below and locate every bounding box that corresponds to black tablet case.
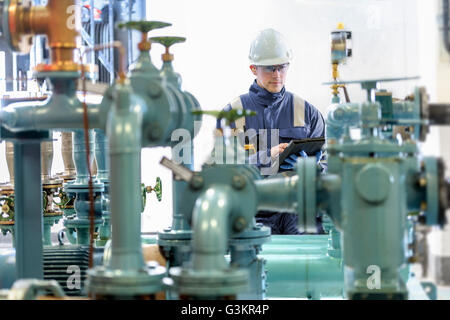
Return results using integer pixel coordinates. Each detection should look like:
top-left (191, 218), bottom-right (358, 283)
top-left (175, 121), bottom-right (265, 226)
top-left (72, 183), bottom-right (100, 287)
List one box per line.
top-left (278, 137), bottom-right (325, 165)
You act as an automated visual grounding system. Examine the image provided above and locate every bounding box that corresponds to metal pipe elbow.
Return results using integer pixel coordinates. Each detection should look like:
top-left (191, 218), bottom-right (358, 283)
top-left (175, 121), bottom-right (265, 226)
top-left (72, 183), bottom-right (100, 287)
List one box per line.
top-left (191, 185), bottom-right (235, 271)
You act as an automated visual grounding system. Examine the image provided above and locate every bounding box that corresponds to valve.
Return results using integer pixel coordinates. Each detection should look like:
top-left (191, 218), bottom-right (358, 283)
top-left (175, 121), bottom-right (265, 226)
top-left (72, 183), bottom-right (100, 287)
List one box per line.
top-left (150, 36), bottom-right (186, 62)
top-left (53, 190), bottom-right (72, 210)
top-left (117, 21), bottom-right (172, 51)
top-left (142, 177), bottom-right (162, 212)
top-left (0, 196), bottom-right (14, 221)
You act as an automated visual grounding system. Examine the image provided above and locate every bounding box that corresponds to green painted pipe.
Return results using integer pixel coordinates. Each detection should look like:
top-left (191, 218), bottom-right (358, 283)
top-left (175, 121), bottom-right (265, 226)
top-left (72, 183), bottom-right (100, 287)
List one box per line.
top-left (255, 175), bottom-right (298, 213)
top-left (261, 252), bottom-right (344, 299)
top-left (0, 249), bottom-right (18, 289)
top-left (105, 85), bottom-right (145, 271)
top-left (191, 185), bottom-right (235, 271)
top-left (0, 77), bottom-right (104, 132)
top-left (258, 233), bottom-right (345, 299)
top-left (261, 244), bottom-right (328, 255)
top-left (262, 235), bottom-right (330, 255)
top-left (268, 235), bottom-right (329, 244)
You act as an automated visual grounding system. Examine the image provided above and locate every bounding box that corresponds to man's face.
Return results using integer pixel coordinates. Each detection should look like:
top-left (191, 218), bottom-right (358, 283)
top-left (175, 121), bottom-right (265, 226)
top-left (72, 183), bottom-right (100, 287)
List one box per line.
top-left (250, 63), bottom-right (289, 93)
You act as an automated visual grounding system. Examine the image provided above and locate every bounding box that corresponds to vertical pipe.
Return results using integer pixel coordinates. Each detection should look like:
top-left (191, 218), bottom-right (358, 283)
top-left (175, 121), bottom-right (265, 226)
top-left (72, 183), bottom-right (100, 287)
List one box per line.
top-left (73, 130), bottom-right (95, 185)
top-left (191, 187), bottom-right (232, 271)
top-left (94, 130), bottom-right (109, 181)
top-left (128, 0), bottom-right (133, 67)
top-left (108, 140), bottom-right (144, 270)
top-left (107, 88), bottom-right (144, 271)
top-left (89, 0), bottom-right (95, 66)
top-left (61, 132), bottom-right (76, 178)
top-left (94, 129), bottom-right (110, 245)
top-left (171, 142), bottom-right (193, 230)
top-left (13, 142), bottom-right (43, 279)
top-left (41, 140), bottom-right (53, 182)
top-left (230, 246), bottom-right (266, 299)
top-left (108, 0), bottom-right (114, 84)
top-left (5, 52), bottom-right (13, 92)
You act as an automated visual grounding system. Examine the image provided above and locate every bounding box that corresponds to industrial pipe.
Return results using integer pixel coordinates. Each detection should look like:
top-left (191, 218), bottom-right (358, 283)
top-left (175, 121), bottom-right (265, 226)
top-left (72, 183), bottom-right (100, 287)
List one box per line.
top-left (191, 186), bottom-right (235, 271)
top-left (427, 103), bottom-right (450, 125)
top-left (60, 132), bottom-right (76, 180)
top-left (261, 251), bottom-right (343, 299)
top-left (254, 175), bottom-right (298, 213)
top-left (0, 77), bottom-right (105, 132)
top-left (86, 84), bottom-right (165, 298)
top-left (5, 0), bottom-right (80, 72)
top-left (104, 85), bottom-right (144, 271)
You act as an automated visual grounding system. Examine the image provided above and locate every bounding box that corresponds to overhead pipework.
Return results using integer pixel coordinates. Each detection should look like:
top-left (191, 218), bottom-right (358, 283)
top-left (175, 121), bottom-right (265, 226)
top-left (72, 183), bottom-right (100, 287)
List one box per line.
top-left (0, 0), bottom-right (201, 300)
top-left (1, 0), bottom-right (81, 72)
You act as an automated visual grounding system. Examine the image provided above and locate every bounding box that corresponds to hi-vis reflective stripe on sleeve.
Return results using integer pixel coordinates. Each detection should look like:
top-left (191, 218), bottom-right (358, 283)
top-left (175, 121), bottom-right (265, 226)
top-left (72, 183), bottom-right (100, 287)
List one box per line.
top-left (230, 96), bottom-right (245, 131)
top-left (293, 94), bottom-right (306, 127)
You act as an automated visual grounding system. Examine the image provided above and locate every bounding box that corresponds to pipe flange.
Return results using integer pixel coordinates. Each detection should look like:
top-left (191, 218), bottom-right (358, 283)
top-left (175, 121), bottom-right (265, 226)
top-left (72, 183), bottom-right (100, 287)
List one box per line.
top-left (228, 225), bottom-right (271, 247)
top-left (157, 229), bottom-right (192, 242)
top-left (7, 0), bottom-right (33, 53)
top-left (168, 266), bottom-right (248, 297)
top-left (422, 157), bottom-right (447, 226)
top-left (296, 158), bottom-right (318, 233)
top-left (418, 87), bottom-right (430, 141)
top-left (86, 263), bottom-right (166, 297)
top-left (64, 181), bottom-right (105, 194)
top-left (63, 217), bottom-right (103, 228)
top-left (437, 159), bottom-right (448, 226)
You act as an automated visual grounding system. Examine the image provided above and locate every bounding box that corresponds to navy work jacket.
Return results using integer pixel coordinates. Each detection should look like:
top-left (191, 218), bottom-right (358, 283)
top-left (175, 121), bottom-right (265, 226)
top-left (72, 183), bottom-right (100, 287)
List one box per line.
top-left (220, 80), bottom-right (326, 169)
top-left (218, 81), bottom-right (326, 235)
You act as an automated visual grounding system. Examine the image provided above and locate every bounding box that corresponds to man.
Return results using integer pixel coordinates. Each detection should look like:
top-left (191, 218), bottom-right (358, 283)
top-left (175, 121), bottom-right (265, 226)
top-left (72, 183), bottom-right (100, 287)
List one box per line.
top-left (219, 28), bottom-right (326, 235)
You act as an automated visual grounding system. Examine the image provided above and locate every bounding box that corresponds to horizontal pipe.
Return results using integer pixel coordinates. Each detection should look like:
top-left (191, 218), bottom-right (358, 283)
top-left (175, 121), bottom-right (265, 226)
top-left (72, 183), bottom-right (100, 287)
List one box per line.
top-left (0, 97), bottom-right (103, 132)
top-left (255, 175), bottom-right (298, 213)
top-left (428, 103), bottom-right (450, 125)
top-left (268, 234), bottom-right (329, 244)
top-left (261, 244), bottom-right (328, 255)
top-left (261, 253), bottom-right (343, 299)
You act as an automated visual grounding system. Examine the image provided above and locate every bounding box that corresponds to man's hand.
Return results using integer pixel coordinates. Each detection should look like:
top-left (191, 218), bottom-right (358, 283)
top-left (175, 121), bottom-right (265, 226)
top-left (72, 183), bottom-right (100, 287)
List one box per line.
top-left (280, 150), bottom-right (308, 170)
top-left (270, 143), bottom-right (289, 158)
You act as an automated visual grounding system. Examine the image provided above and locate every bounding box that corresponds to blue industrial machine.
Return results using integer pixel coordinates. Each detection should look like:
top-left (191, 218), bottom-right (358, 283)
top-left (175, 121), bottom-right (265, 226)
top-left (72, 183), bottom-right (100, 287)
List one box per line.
top-left (0, 1), bottom-right (448, 301)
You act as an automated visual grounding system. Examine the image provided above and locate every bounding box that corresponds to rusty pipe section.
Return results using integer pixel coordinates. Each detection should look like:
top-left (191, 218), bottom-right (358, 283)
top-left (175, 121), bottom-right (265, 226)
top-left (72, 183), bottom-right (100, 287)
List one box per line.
top-left (8, 0), bottom-right (80, 71)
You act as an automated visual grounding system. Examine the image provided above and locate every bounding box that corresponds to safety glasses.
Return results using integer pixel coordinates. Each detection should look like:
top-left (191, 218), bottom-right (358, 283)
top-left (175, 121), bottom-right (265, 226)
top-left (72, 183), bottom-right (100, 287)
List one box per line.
top-left (257, 63), bottom-right (289, 74)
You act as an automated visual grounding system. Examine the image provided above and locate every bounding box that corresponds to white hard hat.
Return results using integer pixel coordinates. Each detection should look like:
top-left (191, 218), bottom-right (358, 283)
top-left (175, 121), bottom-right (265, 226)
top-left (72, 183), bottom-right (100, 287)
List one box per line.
top-left (249, 28), bottom-right (293, 66)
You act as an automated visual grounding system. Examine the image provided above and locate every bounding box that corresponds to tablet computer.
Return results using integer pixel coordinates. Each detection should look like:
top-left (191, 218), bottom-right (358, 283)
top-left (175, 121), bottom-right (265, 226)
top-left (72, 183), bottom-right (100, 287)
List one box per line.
top-left (278, 137), bottom-right (325, 165)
